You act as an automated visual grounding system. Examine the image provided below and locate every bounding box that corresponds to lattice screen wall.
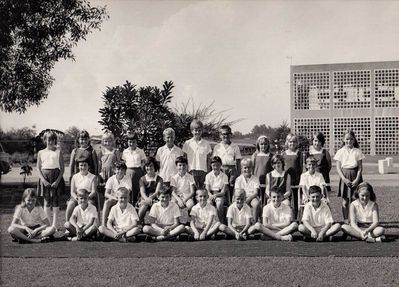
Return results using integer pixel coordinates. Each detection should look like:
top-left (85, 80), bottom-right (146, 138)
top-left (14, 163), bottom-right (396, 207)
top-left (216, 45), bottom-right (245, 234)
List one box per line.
top-left (333, 117), bottom-right (371, 154)
top-left (293, 118), bottom-right (330, 149)
top-left (293, 72), bottom-right (330, 110)
top-left (375, 69), bottom-right (399, 108)
top-left (375, 116), bottom-right (399, 155)
top-left (333, 70), bottom-right (371, 109)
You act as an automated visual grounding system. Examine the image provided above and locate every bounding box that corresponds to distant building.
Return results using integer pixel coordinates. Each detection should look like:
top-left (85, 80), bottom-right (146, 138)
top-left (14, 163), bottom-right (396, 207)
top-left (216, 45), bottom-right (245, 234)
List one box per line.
top-left (290, 61), bottom-right (399, 155)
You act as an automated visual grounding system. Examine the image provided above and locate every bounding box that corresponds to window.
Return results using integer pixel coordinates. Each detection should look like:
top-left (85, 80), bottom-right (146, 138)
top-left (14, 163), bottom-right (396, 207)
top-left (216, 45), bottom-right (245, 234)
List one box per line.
top-left (375, 117), bottom-right (399, 155)
top-left (375, 69), bottom-right (399, 108)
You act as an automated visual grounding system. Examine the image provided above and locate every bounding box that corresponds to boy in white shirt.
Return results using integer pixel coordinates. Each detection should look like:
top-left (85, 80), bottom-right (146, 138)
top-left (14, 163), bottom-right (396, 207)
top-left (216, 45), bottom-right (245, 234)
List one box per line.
top-left (155, 128), bottom-right (184, 185)
top-left (205, 156), bottom-right (229, 223)
top-left (170, 156), bottom-right (196, 213)
top-left (212, 125), bottom-right (242, 202)
top-left (234, 159), bottom-right (261, 223)
top-left (299, 156), bottom-right (328, 203)
top-left (64, 189), bottom-right (98, 241)
top-left (102, 161), bottom-right (132, 225)
top-left (66, 159), bottom-right (97, 222)
top-left (220, 189), bottom-right (253, 240)
top-left (122, 133), bottom-right (146, 205)
top-left (142, 188), bottom-right (186, 241)
top-left (249, 187), bottom-right (297, 241)
top-left (182, 119), bottom-right (212, 188)
top-left (99, 187), bottom-right (141, 242)
top-left (188, 189), bottom-right (221, 240)
top-left (298, 186), bottom-right (341, 241)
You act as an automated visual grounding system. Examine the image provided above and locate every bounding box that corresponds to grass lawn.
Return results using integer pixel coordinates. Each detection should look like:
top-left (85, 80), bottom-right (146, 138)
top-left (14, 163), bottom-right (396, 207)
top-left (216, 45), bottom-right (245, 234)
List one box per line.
top-left (1, 186), bottom-right (399, 286)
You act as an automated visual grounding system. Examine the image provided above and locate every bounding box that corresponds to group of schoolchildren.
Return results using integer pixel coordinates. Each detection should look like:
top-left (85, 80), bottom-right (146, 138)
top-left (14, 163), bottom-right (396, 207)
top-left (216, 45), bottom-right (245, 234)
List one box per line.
top-left (8, 120), bottom-right (386, 244)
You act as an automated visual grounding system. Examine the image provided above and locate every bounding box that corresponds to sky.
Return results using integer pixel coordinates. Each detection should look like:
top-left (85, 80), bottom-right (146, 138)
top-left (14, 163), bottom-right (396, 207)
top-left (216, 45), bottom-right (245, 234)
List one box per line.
top-left (1, 0), bottom-right (399, 135)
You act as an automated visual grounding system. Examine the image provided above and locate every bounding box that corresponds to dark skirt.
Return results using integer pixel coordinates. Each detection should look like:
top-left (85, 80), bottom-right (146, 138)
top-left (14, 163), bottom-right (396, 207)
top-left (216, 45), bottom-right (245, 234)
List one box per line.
top-left (38, 168), bottom-right (64, 207)
top-left (337, 167), bottom-right (363, 199)
top-left (126, 167), bottom-right (144, 205)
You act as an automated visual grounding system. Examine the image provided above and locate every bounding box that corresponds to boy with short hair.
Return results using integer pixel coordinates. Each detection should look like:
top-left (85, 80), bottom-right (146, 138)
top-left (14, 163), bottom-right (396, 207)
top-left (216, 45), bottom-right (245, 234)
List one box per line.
top-left (64, 189), bottom-right (98, 241)
top-left (205, 156), bottom-right (229, 223)
top-left (234, 159), bottom-right (261, 223)
top-left (66, 158), bottom-right (97, 223)
top-left (188, 189), bottom-right (221, 240)
top-left (220, 189), bottom-right (253, 240)
top-left (182, 119), bottom-right (212, 188)
top-left (249, 187), bottom-right (297, 241)
top-left (170, 156), bottom-right (196, 213)
top-left (102, 161), bottom-right (132, 225)
top-left (298, 185), bottom-right (341, 241)
top-left (122, 133), bottom-right (146, 205)
top-left (299, 156), bottom-right (328, 203)
top-left (155, 128), bottom-right (184, 185)
top-left (212, 125), bottom-right (242, 203)
top-left (99, 187), bottom-right (141, 242)
top-left (142, 187), bottom-right (186, 241)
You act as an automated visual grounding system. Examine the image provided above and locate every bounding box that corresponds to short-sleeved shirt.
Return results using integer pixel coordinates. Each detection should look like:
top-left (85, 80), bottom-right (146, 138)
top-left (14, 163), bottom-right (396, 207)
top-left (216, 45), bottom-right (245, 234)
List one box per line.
top-left (108, 203), bottom-right (139, 229)
top-left (299, 171), bottom-right (326, 190)
top-left (105, 175), bottom-right (132, 197)
top-left (302, 201), bottom-right (333, 228)
top-left (333, 146), bottom-right (365, 169)
top-left (262, 203), bottom-right (292, 226)
top-left (72, 172), bottom-right (96, 192)
top-left (234, 174), bottom-right (260, 197)
top-left (38, 148), bottom-right (60, 169)
top-left (170, 173), bottom-right (195, 197)
top-left (226, 202), bottom-right (252, 227)
top-left (190, 203), bottom-right (218, 228)
top-left (212, 142), bottom-right (242, 166)
top-left (149, 201), bottom-right (181, 226)
top-left (205, 171), bottom-right (228, 191)
top-left (155, 145), bottom-right (184, 182)
top-left (352, 200), bottom-right (375, 224)
top-left (182, 138), bottom-right (212, 172)
top-left (122, 148), bottom-right (146, 168)
top-left (72, 202), bottom-right (98, 226)
top-left (13, 205), bottom-right (47, 226)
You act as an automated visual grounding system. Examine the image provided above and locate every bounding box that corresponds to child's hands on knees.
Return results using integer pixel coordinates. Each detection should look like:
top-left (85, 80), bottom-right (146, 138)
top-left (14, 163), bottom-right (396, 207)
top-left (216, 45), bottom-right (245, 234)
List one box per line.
top-left (200, 231), bottom-right (207, 240)
top-left (194, 230), bottom-right (200, 240)
top-left (311, 231), bottom-right (317, 239)
top-left (177, 198), bottom-right (185, 208)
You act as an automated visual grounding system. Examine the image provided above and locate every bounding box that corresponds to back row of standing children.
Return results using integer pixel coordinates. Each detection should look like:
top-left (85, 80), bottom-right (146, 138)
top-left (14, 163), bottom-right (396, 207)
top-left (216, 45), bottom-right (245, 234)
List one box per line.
top-left (32, 120), bottom-right (367, 233)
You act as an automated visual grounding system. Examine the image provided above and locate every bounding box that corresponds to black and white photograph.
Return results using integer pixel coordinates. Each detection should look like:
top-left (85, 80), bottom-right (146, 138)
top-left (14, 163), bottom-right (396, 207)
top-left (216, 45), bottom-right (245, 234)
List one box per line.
top-left (1, 0), bottom-right (399, 286)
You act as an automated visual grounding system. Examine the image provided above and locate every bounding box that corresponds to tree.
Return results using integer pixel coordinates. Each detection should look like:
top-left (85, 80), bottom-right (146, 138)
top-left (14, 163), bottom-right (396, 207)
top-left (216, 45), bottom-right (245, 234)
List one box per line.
top-left (99, 82), bottom-right (238, 154)
top-left (99, 81), bottom-right (175, 154)
top-left (0, 0), bottom-right (108, 113)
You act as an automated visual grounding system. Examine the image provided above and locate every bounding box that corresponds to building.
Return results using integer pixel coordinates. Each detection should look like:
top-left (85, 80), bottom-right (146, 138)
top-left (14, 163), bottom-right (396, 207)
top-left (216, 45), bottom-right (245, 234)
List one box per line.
top-left (290, 61), bottom-right (399, 156)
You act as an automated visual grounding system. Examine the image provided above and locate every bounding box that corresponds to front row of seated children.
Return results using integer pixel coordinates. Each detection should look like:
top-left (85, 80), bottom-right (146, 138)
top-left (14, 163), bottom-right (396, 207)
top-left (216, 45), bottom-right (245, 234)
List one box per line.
top-left (9, 182), bottom-right (386, 243)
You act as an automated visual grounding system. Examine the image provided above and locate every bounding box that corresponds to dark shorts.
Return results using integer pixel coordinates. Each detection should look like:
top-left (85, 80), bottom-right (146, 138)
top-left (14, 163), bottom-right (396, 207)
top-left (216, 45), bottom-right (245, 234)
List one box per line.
top-left (190, 170), bottom-right (207, 189)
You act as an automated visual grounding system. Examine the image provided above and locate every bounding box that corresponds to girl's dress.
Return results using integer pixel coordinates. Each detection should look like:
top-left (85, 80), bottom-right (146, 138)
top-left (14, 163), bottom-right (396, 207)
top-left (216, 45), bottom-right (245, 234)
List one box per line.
top-left (252, 152), bottom-right (273, 204)
top-left (307, 146), bottom-right (332, 191)
top-left (334, 146), bottom-right (364, 198)
top-left (71, 145), bottom-right (98, 176)
top-left (283, 150), bottom-right (302, 217)
top-left (98, 148), bottom-right (121, 183)
top-left (267, 170), bottom-right (289, 196)
top-left (139, 174), bottom-right (162, 204)
top-left (351, 199), bottom-right (375, 228)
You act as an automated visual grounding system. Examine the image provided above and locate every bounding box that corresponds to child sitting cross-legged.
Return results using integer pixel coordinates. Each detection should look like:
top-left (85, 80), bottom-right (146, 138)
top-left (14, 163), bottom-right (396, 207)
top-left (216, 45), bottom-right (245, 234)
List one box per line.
top-left (248, 187), bottom-right (298, 241)
top-left (187, 189), bottom-right (222, 241)
top-left (64, 188), bottom-right (98, 241)
top-left (99, 187), bottom-right (141, 243)
top-left (220, 189), bottom-right (253, 240)
top-left (298, 185), bottom-right (341, 242)
top-left (142, 187), bottom-right (187, 241)
top-left (8, 188), bottom-right (56, 243)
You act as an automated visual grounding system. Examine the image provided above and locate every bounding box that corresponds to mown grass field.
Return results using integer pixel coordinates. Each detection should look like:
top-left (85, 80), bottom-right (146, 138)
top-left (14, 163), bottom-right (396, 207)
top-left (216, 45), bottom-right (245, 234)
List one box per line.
top-left (1, 183), bottom-right (399, 286)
